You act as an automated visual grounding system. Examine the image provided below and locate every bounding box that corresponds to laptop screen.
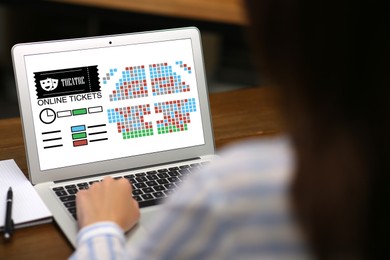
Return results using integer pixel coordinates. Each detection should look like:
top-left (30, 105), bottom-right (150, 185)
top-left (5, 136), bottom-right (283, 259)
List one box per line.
top-left (23, 38), bottom-right (205, 171)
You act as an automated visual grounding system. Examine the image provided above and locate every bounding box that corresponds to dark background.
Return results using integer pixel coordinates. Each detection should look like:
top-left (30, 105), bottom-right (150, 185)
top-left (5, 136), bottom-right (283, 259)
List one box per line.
top-left (0, 1), bottom-right (260, 118)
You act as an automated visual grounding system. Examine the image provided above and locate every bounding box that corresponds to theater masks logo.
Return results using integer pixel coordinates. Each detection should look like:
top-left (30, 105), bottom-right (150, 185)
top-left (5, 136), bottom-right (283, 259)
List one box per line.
top-left (40, 78), bottom-right (59, 91)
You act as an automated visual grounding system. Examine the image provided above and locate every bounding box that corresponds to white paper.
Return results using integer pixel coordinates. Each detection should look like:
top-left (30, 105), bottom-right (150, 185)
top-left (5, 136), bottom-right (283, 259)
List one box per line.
top-left (0, 159), bottom-right (52, 228)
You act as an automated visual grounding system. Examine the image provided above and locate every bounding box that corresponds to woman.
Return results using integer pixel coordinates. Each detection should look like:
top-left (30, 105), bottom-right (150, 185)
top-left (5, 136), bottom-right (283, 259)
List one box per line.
top-left (71, 0), bottom-right (388, 259)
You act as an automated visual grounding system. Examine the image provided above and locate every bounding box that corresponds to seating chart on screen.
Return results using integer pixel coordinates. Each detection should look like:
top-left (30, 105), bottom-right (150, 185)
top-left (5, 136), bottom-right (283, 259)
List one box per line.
top-left (155, 98), bottom-right (196, 135)
top-left (150, 62), bottom-right (190, 96)
top-left (103, 65), bottom-right (148, 101)
top-left (24, 39), bottom-right (205, 170)
top-left (107, 104), bottom-right (153, 140)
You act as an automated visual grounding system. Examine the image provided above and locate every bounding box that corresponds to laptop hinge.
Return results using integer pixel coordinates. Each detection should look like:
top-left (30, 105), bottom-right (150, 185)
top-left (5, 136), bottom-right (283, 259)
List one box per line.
top-left (54, 157), bottom-right (202, 184)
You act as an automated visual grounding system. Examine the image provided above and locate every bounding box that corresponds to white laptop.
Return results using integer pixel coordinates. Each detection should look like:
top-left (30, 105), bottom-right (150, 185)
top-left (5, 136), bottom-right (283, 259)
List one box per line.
top-left (11, 27), bottom-right (215, 247)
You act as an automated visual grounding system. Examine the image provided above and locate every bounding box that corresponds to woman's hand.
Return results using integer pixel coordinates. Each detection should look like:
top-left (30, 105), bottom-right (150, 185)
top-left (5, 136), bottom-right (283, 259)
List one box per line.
top-left (76, 176), bottom-right (140, 231)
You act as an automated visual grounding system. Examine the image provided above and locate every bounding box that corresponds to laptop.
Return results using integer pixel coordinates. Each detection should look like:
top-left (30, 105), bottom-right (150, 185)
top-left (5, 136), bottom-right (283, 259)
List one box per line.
top-left (11, 27), bottom-right (216, 247)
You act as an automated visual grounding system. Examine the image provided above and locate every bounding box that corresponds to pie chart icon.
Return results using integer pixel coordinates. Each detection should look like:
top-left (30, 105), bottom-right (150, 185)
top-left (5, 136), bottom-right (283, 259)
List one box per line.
top-left (39, 108), bottom-right (56, 124)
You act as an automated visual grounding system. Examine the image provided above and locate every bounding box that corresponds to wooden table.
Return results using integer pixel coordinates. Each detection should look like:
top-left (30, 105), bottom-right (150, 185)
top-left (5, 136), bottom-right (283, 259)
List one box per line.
top-left (0, 86), bottom-right (282, 259)
top-left (50, 0), bottom-right (248, 25)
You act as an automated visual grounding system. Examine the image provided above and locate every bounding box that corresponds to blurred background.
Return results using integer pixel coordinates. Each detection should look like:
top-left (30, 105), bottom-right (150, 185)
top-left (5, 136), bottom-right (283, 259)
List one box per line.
top-left (0, 0), bottom-right (260, 118)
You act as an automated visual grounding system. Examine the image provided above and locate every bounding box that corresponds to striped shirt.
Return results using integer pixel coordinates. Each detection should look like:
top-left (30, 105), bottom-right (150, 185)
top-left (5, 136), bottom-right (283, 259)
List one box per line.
top-left (70, 136), bottom-right (311, 259)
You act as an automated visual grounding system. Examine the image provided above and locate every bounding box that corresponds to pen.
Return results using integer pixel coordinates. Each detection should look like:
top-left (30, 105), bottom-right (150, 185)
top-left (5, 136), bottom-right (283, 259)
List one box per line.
top-left (4, 187), bottom-right (13, 240)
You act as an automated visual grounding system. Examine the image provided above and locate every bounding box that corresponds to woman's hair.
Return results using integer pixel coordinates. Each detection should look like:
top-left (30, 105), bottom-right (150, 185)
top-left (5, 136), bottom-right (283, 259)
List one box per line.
top-left (244, 0), bottom-right (389, 258)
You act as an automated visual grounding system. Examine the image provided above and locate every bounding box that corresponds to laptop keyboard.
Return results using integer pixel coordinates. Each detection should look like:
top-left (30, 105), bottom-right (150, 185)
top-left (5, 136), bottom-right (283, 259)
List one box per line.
top-left (52, 162), bottom-right (209, 220)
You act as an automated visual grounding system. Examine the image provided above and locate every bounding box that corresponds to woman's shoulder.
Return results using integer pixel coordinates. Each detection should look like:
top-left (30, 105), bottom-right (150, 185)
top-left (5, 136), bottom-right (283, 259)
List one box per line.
top-left (205, 135), bottom-right (295, 184)
top-left (171, 135), bottom-right (295, 206)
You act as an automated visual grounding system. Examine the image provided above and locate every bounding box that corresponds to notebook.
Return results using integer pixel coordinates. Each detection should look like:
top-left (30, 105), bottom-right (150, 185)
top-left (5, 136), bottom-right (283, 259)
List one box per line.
top-left (11, 27), bottom-right (216, 247)
top-left (0, 159), bottom-right (52, 230)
